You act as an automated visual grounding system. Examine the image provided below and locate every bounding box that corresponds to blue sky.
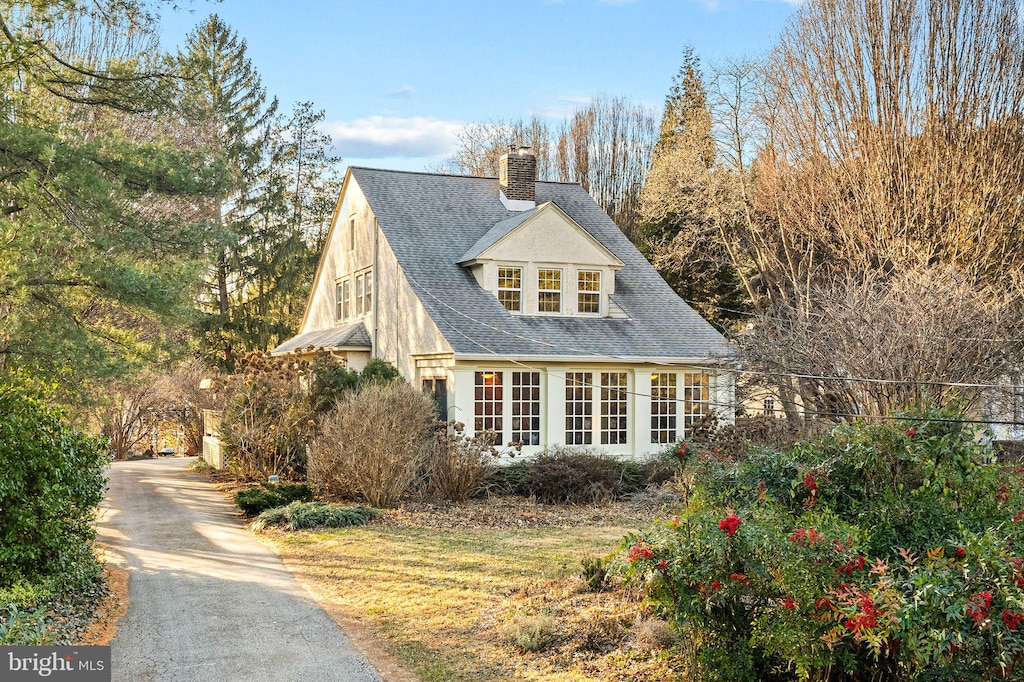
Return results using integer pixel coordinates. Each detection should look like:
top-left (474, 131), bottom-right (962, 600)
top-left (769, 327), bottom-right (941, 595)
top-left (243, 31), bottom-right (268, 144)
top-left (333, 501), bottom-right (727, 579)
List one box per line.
top-left (159, 0), bottom-right (797, 171)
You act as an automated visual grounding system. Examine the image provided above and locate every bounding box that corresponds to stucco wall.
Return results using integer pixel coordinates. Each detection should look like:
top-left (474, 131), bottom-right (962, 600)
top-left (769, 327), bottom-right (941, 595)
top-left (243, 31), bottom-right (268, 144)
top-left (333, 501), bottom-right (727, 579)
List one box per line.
top-left (299, 175), bottom-right (453, 379)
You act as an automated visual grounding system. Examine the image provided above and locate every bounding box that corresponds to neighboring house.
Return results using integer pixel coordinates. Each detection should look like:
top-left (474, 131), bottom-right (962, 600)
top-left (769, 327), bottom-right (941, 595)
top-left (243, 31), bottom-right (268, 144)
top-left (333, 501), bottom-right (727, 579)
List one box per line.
top-left (273, 147), bottom-right (734, 457)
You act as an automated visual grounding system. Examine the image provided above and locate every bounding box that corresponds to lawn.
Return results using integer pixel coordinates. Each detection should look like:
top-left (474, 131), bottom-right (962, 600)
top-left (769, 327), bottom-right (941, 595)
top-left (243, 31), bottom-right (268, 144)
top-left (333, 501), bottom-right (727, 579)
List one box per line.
top-left (258, 500), bottom-right (684, 681)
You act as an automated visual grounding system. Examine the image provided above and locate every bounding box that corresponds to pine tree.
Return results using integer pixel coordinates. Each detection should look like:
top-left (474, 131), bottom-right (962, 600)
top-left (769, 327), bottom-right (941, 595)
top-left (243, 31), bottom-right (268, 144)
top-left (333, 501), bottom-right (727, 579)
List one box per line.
top-left (179, 15), bottom-right (279, 369)
top-left (0, 1), bottom-right (224, 383)
top-left (639, 47), bottom-right (749, 327)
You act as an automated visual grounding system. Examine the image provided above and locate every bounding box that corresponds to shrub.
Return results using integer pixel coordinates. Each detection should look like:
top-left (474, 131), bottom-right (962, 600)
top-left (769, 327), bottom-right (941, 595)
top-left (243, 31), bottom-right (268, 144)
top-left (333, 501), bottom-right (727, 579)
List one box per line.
top-left (310, 381), bottom-right (436, 507)
top-left (422, 423), bottom-right (501, 502)
top-left (359, 358), bottom-right (402, 385)
top-left (219, 352), bottom-right (321, 480)
top-left (0, 606), bottom-right (50, 645)
top-left (617, 405), bottom-right (1024, 680)
top-left (482, 448), bottom-right (675, 504)
top-left (252, 501), bottom-right (378, 531)
top-left (235, 483), bottom-right (313, 516)
top-left (0, 377), bottom-right (106, 591)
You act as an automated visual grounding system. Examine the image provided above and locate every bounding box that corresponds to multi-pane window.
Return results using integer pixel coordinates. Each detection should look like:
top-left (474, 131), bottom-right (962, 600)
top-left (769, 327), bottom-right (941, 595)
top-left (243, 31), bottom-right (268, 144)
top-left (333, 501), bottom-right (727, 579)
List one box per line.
top-left (565, 372), bottom-right (593, 445)
top-left (577, 270), bottom-right (601, 314)
top-left (762, 396), bottom-right (776, 416)
top-left (354, 274), bottom-right (364, 315)
top-left (474, 371), bottom-right (503, 434)
top-left (364, 271), bottom-right (373, 314)
top-left (511, 372), bottom-right (541, 445)
top-left (651, 373), bottom-right (678, 444)
top-left (683, 372), bottom-right (710, 434)
top-left (497, 267), bottom-right (522, 312)
top-left (537, 269), bottom-right (562, 313)
top-left (600, 372), bottom-right (628, 445)
top-left (336, 280), bottom-right (351, 321)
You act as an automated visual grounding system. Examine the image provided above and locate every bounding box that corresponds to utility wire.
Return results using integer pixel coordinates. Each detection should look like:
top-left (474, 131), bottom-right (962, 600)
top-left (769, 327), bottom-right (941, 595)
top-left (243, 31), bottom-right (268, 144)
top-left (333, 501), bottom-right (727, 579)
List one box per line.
top-left (404, 271), bottom-right (1024, 393)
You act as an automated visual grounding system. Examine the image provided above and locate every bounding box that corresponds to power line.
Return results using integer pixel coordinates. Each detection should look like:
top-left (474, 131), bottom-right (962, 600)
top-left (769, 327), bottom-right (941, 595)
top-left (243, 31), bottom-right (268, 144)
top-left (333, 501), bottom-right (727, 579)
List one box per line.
top-left (403, 273), bottom-right (1023, 429)
top-left (404, 271), bottom-right (1024, 393)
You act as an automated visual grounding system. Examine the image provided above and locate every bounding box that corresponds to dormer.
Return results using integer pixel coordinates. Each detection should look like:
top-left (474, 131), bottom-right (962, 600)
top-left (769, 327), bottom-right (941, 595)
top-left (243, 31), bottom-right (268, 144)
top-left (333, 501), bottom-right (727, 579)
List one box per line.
top-left (458, 201), bottom-right (624, 317)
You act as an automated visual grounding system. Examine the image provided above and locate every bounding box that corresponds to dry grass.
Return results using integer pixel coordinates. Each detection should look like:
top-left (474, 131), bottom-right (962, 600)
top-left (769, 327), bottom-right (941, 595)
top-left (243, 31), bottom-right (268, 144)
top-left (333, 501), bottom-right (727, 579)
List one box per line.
top-left (194, 464), bottom-right (685, 680)
top-left (259, 504), bottom-right (684, 681)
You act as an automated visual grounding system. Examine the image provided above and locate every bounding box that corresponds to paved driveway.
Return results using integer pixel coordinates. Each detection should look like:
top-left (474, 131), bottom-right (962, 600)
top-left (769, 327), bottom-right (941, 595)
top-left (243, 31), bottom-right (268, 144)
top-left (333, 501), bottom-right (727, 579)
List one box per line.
top-left (97, 458), bottom-right (383, 682)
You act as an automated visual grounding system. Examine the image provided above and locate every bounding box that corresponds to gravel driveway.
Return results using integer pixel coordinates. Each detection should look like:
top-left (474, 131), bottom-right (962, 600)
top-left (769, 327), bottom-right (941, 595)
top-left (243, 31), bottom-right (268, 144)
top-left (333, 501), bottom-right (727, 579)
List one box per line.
top-left (97, 458), bottom-right (383, 682)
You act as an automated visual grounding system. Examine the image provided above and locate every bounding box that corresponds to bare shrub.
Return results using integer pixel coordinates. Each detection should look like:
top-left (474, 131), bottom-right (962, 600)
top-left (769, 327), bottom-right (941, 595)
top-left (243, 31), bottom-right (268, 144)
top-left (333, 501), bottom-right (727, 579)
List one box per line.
top-left (422, 423), bottom-right (500, 503)
top-left (630, 616), bottom-right (677, 652)
top-left (310, 382), bottom-right (436, 508)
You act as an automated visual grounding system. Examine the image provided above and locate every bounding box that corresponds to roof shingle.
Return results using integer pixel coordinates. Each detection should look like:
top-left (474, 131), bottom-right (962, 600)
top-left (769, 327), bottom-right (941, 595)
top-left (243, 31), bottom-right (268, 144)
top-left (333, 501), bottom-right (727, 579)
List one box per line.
top-left (349, 167), bottom-right (732, 362)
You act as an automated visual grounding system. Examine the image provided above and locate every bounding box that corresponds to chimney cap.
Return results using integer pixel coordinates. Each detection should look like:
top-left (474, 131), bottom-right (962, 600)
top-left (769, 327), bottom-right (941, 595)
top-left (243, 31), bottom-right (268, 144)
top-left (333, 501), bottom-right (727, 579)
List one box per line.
top-left (505, 144), bottom-right (534, 156)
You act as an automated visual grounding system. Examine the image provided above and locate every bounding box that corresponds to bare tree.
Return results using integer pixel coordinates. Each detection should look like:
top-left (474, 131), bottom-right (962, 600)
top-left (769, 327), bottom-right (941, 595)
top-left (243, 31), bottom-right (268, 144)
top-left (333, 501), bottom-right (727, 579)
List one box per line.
top-left (95, 374), bottom-right (173, 459)
top-left (645, 0), bottom-right (1024, 421)
top-left (554, 95), bottom-right (658, 241)
top-left (436, 117), bottom-right (554, 179)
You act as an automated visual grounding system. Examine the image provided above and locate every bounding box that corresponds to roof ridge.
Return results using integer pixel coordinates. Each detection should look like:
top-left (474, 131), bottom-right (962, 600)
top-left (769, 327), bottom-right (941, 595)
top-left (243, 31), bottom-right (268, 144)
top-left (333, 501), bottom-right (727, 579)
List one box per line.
top-left (347, 166), bottom-right (583, 186)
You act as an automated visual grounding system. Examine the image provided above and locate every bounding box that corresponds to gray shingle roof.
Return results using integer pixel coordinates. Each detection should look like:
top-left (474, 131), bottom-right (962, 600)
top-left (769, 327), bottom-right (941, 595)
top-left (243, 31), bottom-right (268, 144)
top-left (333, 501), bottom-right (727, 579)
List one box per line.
top-left (272, 321), bottom-right (370, 355)
top-left (457, 205), bottom-right (538, 263)
top-left (349, 167), bottom-right (733, 361)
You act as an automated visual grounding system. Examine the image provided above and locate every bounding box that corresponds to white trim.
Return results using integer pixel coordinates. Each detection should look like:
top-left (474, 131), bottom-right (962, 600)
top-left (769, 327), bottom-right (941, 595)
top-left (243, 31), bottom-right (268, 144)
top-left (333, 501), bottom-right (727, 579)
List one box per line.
top-left (499, 190), bottom-right (536, 212)
top-left (454, 353), bottom-right (732, 364)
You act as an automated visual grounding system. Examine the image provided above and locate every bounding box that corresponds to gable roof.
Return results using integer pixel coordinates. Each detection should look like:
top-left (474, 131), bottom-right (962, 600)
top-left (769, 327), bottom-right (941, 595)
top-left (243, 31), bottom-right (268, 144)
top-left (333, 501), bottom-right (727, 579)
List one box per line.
top-left (273, 321), bottom-right (370, 355)
top-left (457, 201), bottom-right (624, 267)
top-left (348, 167), bottom-right (732, 361)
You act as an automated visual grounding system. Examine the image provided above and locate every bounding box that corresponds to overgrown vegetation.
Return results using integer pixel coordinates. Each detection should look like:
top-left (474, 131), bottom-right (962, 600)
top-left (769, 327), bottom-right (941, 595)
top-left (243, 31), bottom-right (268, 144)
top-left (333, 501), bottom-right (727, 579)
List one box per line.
top-left (619, 406), bottom-right (1024, 680)
top-left (251, 501), bottom-right (378, 531)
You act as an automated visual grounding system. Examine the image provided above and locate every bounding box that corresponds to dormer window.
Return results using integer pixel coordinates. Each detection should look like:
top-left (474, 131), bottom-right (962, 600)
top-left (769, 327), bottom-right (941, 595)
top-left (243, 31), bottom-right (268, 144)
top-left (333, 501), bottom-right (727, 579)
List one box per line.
top-left (578, 270), bottom-right (601, 314)
top-left (497, 267), bottom-right (522, 312)
top-left (538, 269), bottom-right (562, 313)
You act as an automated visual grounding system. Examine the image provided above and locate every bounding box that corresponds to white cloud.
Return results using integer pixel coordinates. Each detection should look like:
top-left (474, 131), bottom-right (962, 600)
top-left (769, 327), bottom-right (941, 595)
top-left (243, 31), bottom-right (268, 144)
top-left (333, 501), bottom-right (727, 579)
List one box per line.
top-left (319, 116), bottom-right (464, 159)
top-left (530, 94), bottom-right (593, 119)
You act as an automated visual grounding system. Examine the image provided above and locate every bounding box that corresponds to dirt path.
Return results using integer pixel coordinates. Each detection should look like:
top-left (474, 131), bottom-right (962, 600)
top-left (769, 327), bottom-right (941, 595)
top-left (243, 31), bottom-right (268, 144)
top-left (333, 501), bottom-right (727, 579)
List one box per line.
top-left (96, 458), bottom-right (383, 682)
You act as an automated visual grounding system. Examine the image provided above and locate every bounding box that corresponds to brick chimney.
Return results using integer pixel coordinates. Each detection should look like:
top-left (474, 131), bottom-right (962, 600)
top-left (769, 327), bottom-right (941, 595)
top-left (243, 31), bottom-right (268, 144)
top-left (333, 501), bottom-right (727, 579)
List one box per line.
top-left (498, 145), bottom-right (536, 211)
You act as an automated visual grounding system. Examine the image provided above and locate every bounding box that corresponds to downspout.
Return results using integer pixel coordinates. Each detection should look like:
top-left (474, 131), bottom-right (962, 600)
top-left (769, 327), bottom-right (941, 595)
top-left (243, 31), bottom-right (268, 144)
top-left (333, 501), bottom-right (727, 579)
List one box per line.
top-left (372, 217), bottom-right (380, 359)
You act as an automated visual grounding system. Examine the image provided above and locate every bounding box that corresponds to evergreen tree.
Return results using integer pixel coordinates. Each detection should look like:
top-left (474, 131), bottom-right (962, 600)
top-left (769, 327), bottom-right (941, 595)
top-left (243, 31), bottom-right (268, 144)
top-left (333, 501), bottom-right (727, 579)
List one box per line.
top-left (180, 20), bottom-right (342, 366)
top-left (639, 47), bottom-right (749, 327)
top-left (0, 1), bottom-right (224, 384)
top-left (179, 15), bottom-right (279, 368)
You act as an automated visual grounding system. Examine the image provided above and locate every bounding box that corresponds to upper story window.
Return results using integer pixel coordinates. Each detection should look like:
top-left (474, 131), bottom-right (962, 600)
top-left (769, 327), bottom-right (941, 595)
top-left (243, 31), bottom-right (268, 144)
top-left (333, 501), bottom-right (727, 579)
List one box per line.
top-left (497, 267), bottom-right (522, 312)
top-left (348, 217), bottom-right (356, 251)
top-left (354, 275), bottom-right (364, 315)
top-left (335, 269), bottom-right (371, 322)
top-left (364, 271), bottom-right (373, 314)
top-left (578, 270), bottom-right (601, 314)
top-left (335, 280), bottom-right (351, 321)
top-left (537, 269), bottom-right (562, 313)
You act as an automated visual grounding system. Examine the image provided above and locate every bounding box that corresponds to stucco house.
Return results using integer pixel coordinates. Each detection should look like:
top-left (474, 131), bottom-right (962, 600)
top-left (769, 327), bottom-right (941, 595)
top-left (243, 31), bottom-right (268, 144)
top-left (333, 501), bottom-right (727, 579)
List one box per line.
top-left (272, 147), bottom-right (733, 457)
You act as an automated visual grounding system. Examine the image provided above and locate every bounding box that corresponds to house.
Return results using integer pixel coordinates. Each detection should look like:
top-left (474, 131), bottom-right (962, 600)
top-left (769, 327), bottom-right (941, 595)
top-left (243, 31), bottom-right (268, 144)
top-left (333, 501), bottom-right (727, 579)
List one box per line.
top-left (273, 147), bottom-right (734, 457)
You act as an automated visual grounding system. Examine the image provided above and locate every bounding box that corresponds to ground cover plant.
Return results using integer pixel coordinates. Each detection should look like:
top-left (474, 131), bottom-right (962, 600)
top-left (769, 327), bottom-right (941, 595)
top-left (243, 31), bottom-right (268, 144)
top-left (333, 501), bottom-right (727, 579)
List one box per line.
top-left (235, 483), bottom-right (314, 515)
top-left (252, 501), bottom-right (378, 531)
top-left (619, 405), bottom-right (1024, 680)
